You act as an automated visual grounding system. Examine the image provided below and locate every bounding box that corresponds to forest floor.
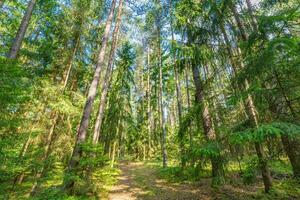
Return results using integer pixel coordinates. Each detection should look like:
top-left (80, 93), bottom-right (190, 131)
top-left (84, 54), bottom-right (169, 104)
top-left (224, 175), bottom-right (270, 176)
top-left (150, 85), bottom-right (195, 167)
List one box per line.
top-left (108, 161), bottom-right (214, 200)
top-left (106, 161), bottom-right (300, 200)
top-left (1, 160), bottom-right (300, 199)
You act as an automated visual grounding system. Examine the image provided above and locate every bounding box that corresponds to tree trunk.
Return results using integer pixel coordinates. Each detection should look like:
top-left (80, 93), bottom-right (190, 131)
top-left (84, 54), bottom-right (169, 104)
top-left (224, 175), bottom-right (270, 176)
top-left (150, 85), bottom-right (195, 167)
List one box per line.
top-left (229, 1), bottom-right (248, 41)
top-left (147, 47), bottom-right (152, 159)
top-left (157, 23), bottom-right (167, 168)
top-left (12, 132), bottom-right (32, 189)
top-left (118, 120), bottom-right (125, 158)
top-left (219, 8), bottom-right (272, 192)
top-left (8, 0), bottom-right (36, 59)
top-left (229, 4), bottom-right (273, 190)
top-left (170, 0), bottom-right (184, 167)
top-left (93, 0), bottom-right (123, 144)
top-left (245, 0), bottom-right (258, 31)
top-left (108, 143), bottom-right (112, 159)
top-left (169, 0), bottom-right (182, 125)
top-left (273, 70), bottom-right (300, 178)
top-left (185, 66), bottom-right (191, 110)
top-left (191, 61), bottom-right (225, 185)
top-left (143, 144), bottom-right (146, 161)
top-left (244, 0), bottom-right (300, 179)
top-left (30, 112), bottom-right (59, 196)
top-left (159, 57), bottom-right (167, 168)
top-left (254, 142), bottom-right (272, 192)
top-left (29, 23), bottom-right (82, 194)
top-left (63, 0), bottom-right (117, 191)
top-left (63, 35), bottom-right (81, 88)
top-left (185, 66), bottom-right (193, 161)
top-left (281, 135), bottom-right (300, 178)
top-left (113, 118), bottom-right (121, 162)
top-left (110, 141), bottom-right (117, 168)
top-left (191, 65), bottom-right (215, 138)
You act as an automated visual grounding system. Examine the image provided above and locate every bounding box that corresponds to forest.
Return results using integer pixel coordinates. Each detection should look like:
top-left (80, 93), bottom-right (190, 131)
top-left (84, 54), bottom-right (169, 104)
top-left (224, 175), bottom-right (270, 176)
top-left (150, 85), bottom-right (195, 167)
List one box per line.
top-left (0, 0), bottom-right (300, 199)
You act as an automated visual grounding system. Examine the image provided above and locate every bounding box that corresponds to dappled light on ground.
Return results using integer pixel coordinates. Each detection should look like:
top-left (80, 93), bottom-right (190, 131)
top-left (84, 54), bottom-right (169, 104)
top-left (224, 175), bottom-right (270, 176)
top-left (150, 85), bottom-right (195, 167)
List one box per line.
top-left (108, 162), bottom-right (212, 200)
top-left (107, 162), bottom-right (270, 200)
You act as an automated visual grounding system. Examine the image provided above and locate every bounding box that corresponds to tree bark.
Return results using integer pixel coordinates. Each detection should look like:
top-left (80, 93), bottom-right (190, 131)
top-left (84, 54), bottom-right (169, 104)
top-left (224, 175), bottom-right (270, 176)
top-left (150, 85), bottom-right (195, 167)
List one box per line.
top-left (245, 0), bottom-right (258, 31)
top-left (184, 63), bottom-right (193, 156)
top-left (245, 0), bottom-right (300, 179)
top-left (191, 63), bottom-right (225, 186)
top-left (147, 48), bottom-right (152, 158)
top-left (28, 18), bottom-right (83, 194)
top-left (219, 6), bottom-right (272, 192)
top-left (118, 118), bottom-right (125, 158)
top-left (12, 132), bottom-right (32, 189)
top-left (229, 1), bottom-right (248, 41)
top-left (8, 0), bottom-right (36, 59)
top-left (273, 70), bottom-right (300, 178)
top-left (93, 0), bottom-right (123, 144)
top-left (63, 36), bottom-right (81, 88)
top-left (30, 113), bottom-right (59, 196)
top-left (169, 0), bottom-right (182, 125)
top-left (281, 135), bottom-right (300, 178)
top-left (230, 5), bottom-right (273, 190)
top-left (110, 141), bottom-right (117, 168)
top-left (157, 21), bottom-right (167, 168)
top-left (185, 66), bottom-right (191, 110)
top-left (63, 0), bottom-right (117, 191)
top-left (170, 0), bottom-right (184, 167)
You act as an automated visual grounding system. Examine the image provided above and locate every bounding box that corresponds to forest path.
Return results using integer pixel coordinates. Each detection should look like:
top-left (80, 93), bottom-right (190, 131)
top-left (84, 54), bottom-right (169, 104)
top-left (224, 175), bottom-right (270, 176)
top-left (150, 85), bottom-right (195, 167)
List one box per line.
top-left (108, 161), bottom-right (216, 200)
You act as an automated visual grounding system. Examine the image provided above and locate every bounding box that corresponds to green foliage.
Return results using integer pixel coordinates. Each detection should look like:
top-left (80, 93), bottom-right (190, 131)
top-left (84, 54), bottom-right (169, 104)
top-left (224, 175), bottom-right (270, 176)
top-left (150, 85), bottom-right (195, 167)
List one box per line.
top-left (196, 141), bottom-right (222, 158)
top-left (103, 41), bottom-right (137, 156)
top-left (157, 164), bottom-right (202, 182)
top-left (0, 57), bottom-right (32, 131)
top-left (178, 104), bottom-right (201, 140)
top-left (80, 142), bottom-right (108, 169)
top-left (230, 122), bottom-right (300, 144)
top-left (1, 0), bottom-right (300, 198)
top-left (242, 157), bottom-right (258, 184)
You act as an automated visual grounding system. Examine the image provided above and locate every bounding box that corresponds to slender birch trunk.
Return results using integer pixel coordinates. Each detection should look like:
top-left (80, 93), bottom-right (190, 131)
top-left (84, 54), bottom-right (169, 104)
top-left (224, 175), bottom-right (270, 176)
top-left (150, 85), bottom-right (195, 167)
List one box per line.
top-left (8, 0), bottom-right (36, 59)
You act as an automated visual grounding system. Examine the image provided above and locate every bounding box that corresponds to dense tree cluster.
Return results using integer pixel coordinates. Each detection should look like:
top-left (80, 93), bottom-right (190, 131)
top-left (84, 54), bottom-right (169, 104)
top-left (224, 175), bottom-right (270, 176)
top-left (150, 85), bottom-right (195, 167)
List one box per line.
top-left (0, 0), bottom-right (299, 199)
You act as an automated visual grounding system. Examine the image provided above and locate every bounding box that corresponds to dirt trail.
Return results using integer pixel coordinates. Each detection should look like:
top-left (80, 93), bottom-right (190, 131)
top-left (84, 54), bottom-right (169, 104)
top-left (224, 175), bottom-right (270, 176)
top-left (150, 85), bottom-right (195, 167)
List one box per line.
top-left (108, 162), bottom-right (219, 200)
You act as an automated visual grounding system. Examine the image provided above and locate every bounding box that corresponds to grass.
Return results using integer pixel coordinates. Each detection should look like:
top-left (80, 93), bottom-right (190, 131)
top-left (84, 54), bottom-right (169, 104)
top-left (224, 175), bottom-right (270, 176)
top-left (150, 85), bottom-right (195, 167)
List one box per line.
top-left (144, 159), bottom-right (300, 200)
top-left (1, 159), bottom-right (300, 199)
top-left (0, 162), bottom-right (120, 200)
